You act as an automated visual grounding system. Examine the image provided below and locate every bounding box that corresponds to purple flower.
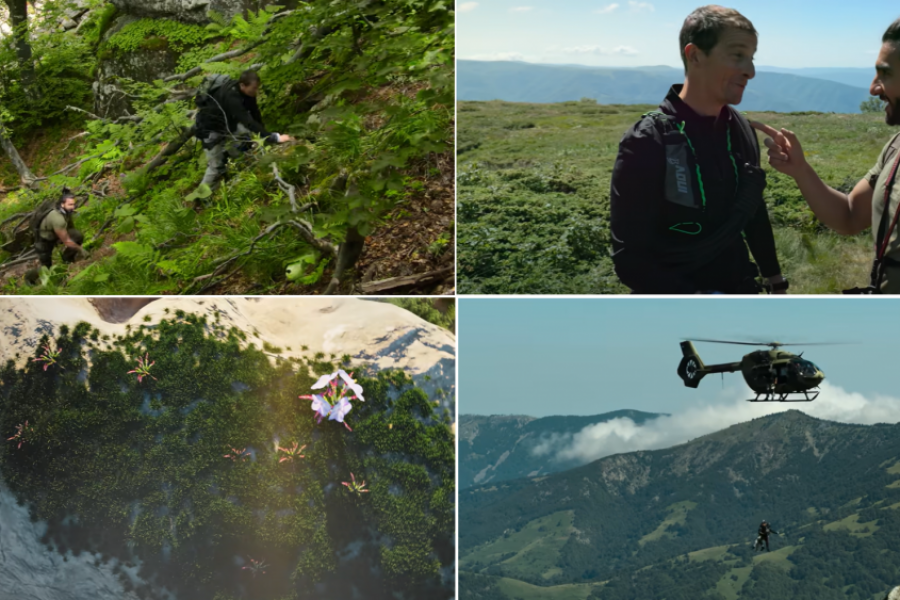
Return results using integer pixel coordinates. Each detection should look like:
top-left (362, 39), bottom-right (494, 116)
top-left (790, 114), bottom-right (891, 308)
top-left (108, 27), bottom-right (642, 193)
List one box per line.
top-left (7, 421), bottom-right (33, 450)
top-left (311, 369), bottom-right (365, 402)
top-left (128, 353), bottom-right (157, 383)
top-left (342, 472), bottom-right (369, 494)
top-left (32, 344), bottom-right (61, 371)
top-left (224, 447), bottom-right (251, 462)
top-left (299, 370), bottom-right (364, 431)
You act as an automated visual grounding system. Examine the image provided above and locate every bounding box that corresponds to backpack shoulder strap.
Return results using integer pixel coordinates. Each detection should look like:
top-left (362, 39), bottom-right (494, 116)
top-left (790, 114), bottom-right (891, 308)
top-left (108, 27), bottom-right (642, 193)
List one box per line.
top-left (640, 110), bottom-right (676, 136)
top-left (727, 107), bottom-right (759, 166)
top-left (31, 201), bottom-right (57, 239)
top-left (884, 131), bottom-right (900, 164)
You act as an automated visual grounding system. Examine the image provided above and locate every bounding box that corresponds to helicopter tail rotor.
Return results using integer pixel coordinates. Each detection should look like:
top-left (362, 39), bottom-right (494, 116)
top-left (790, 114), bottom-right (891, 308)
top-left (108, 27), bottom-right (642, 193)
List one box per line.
top-left (677, 341), bottom-right (707, 388)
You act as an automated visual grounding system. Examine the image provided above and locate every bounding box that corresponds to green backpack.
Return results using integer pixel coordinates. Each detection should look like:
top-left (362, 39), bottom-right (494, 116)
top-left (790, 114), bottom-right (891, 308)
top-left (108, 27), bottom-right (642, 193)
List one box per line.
top-left (30, 198), bottom-right (61, 243)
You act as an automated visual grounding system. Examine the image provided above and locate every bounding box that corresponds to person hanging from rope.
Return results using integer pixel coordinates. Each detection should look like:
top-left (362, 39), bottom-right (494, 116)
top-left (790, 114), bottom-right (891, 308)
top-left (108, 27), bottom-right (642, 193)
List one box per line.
top-left (193, 69), bottom-right (294, 196)
top-left (754, 520), bottom-right (778, 552)
top-left (752, 17), bottom-right (900, 294)
top-left (609, 5), bottom-right (786, 294)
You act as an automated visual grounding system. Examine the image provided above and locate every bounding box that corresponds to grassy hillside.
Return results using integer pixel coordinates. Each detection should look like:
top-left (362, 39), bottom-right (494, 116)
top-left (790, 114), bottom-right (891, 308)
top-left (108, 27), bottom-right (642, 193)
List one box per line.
top-left (459, 411), bottom-right (900, 599)
top-left (457, 61), bottom-right (871, 114)
top-left (457, 100), bottom-right (885, 294)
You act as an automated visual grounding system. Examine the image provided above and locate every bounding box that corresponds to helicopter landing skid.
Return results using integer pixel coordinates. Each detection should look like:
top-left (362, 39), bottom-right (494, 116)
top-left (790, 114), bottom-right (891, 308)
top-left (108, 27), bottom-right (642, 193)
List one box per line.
top-left (748, 390), bottom-right (819, 402)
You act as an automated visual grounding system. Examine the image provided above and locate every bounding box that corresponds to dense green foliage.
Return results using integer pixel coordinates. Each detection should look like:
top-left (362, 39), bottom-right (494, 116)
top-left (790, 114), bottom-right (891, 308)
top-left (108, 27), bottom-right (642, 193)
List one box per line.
top-left (0, 313), bottom-right (454, 599)
top-left (458, 100), bottom-right (883, 294)
top-left (0, 1), bottom-right (104, 134)
top-left (100, 18), bottom-right (212, 57)
top-left (459, 411), bottom-right (900, 599)
top-left (0, 0), bottom-right (453, 294)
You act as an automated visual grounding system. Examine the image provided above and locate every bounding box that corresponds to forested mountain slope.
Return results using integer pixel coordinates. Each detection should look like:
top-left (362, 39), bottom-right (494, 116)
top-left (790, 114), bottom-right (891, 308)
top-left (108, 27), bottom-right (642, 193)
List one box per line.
top-left (0, 0), bottom-right (454, 294)
top-left (460, 410), bottom-right (900, 600)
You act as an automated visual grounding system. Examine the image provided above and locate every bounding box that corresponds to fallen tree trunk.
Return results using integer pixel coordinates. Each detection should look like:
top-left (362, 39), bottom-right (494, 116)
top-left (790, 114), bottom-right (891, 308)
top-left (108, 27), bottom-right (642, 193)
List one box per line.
top-left (360, 266), bottom-right (454, 294)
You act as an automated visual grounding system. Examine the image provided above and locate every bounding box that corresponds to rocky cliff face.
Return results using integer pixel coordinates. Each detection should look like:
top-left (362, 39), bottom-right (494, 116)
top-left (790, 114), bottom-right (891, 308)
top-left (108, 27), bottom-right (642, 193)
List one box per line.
top-left (109, 0), bottom-right (246, 24)
top-left (0, 480), bottom-right (147, 600)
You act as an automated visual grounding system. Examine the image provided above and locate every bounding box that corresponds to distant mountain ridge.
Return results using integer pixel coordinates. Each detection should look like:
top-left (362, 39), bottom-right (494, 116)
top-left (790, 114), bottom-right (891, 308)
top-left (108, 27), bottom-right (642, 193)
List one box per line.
top-left (458, 60), bottom-right (873, 113)
top-left (459, 409), bottom-right (666, 490)
top-left (459, 410), bottom-right (900, 599)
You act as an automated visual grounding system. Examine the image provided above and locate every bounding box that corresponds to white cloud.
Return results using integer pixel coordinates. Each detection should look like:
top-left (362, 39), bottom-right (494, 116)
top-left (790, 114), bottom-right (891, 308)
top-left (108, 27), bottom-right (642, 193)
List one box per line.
top-left (458, 2), bottom-right (478, 12)
top-left (510, 6), bottom-right (533, 12)
top-left (595, 3), bottom-right (619, 14)
top-left (557, 45), bottom-right (638, 56)
top-left (531, 382), bottom-right (900, 465)
top-left (466, 52), bottom-right (529, 62)
top-left (628, 0), bottom-right (654, 11)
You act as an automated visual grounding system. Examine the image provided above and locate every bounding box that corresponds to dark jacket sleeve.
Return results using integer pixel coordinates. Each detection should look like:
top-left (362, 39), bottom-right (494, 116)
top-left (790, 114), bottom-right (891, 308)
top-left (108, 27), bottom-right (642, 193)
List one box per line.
top-left (610, 121), bottom-right (699, 294)
top-left (223, 88), bottom-right (271, 138)
top-left (735, 110), bottom-right (781, 279)
top-left (743, 200), bottom-right (781, 278)
top-left (247, 98), bottom-right (266, 130)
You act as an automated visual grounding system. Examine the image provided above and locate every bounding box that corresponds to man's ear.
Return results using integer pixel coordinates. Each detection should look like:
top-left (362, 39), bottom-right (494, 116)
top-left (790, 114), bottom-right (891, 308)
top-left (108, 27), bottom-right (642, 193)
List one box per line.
top-left (684, 43), bottom-right (703, 69)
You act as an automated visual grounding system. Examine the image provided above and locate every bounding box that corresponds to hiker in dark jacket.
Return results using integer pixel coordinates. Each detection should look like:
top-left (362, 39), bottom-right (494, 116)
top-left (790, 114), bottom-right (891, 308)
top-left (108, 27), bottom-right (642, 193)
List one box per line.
top-left (609, 5), bottom-right (786, 294)
top-left (194, 69), bottom-right (293, 193)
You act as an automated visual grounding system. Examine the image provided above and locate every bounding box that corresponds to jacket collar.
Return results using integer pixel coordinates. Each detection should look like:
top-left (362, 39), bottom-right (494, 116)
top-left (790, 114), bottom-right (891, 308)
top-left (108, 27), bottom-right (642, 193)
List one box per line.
top-left (662, 84), bottom-right (732, 129)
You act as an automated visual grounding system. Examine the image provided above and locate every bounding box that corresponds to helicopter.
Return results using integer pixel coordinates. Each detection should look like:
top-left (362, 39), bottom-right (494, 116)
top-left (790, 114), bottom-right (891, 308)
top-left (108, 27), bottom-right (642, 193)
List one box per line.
top-left (677, 339), bottom-right (826, 402)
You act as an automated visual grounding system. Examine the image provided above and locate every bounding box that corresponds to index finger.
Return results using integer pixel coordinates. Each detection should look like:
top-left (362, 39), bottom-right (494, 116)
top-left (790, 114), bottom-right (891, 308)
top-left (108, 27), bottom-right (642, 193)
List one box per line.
top-left (749, 120), bottom-right (781, 138)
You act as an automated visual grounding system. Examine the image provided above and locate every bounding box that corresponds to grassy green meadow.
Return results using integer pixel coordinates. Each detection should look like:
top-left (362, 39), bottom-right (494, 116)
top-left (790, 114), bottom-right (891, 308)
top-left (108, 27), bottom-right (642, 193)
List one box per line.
top-left (457, 100), bottom-right (891, 294)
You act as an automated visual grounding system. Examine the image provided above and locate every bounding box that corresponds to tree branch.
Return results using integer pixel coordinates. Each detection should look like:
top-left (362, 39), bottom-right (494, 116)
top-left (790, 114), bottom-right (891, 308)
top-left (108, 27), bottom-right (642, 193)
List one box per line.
top-left (163, 42), bottom-right (266, 83)
top-left (272, 163), bottom-right (300, 212)
top-left (0, 249), bottom-right (37, 274)
top-left (0, 122), bottom-right (36, 188)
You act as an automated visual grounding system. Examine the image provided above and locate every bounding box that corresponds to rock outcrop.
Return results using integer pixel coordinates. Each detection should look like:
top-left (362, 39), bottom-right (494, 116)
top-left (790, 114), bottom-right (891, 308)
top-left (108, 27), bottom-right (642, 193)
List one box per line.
top-left (92, 0), bottom-right (249, 117)
top-left (109, 0), bottom-right (246, 24)
top-left (0, 480), bottom-right (147, 600)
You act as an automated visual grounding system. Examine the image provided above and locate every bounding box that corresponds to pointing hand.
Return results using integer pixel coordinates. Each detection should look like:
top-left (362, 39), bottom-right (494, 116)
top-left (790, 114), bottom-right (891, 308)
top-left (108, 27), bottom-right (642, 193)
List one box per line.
top-left (750, 120), bottom-right (807, 178)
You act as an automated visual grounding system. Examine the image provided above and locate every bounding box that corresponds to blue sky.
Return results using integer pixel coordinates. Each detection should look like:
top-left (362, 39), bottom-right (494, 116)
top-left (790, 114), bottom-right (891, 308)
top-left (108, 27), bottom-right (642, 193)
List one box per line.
top-left (459, 298), bottom-right (900, 418)
top-left (457, 0), bottom-right (900, 68)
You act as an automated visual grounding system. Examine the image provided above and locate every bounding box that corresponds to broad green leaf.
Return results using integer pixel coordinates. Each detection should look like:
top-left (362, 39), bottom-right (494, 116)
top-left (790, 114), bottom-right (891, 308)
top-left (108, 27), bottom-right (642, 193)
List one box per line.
top-left (115, 216), bottom-right (135, 235)
top-left (185, 184), bottom-right (212, 202)
top-left (114, 205), bottom-right (137, 218)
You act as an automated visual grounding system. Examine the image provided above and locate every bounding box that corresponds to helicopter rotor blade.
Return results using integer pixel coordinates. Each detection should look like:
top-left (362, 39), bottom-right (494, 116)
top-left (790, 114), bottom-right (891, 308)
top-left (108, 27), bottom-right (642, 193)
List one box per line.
top-left (687, 338), bottom-right (856, 347)
top-left (687, 339), bottom-right (775, 346)
top-left (766, 342), bottom-right (857, 347)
